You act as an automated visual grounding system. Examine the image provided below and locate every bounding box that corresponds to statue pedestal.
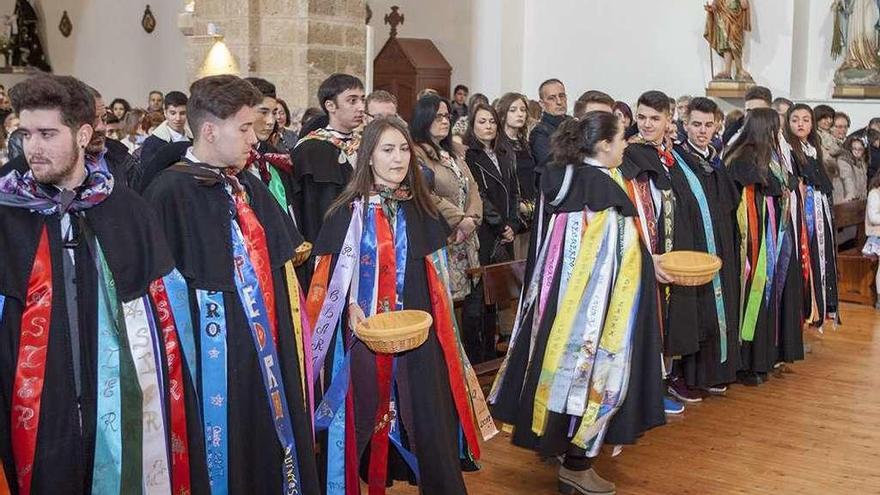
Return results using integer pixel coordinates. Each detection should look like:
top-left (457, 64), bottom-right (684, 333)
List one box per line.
top-left (832, 84), bottom-right (880, 99)
top-left (706, 79), bottom-right (755, 99)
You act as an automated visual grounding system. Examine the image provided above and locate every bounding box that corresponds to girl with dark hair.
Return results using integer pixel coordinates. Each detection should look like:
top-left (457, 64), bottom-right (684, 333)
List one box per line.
top-left (491, 111), bottom-right (666, 495)
top-left (309, 117), bottom-right (490, 494)
top-left (725, 108), bottom-right (804, 385)
top-left (412, 94), bottom-right (482, 303)
top-left (109, 97), bottom-right (131, 120)
top-left (785, 104), bottom-right (838, 332)
top-left (462, 103), bottom-right (524, 363)
top-left (498, 92), bottom-right (538, 204)
top-left (273, 98), bottom-right (299, 152)
top-left (861, 171), bottom-right (880, 308)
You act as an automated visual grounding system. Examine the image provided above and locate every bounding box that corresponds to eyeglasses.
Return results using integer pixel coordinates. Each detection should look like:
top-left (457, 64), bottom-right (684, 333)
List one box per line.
top-left (434, 113), bottom-right (451, 122)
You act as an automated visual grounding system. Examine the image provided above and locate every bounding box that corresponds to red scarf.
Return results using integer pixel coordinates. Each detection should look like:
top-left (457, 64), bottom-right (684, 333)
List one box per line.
top-left (246, 148), bottom-right (294, 183)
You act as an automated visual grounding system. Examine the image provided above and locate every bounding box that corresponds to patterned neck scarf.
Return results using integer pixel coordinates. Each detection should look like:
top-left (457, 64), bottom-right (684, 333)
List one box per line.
top-left (0, 154), bottom-right (114, 215)
top-left (247, 146), bottom-right (293, 183)
top-left (371, 183), bottom-right (412, 202)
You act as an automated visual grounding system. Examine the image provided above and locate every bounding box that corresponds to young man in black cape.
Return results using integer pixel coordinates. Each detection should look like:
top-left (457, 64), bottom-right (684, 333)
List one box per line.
top-left (620, 90), bottom-right (708, 414)
top-left (139, 91), bottom-right (192, 167)
top-left (143, 75), bottom-right (320, 495)
top-left (0, 75), bottom-right (188, 493)
top-left (290, 73), bottom-right (364, 265)
top-left (671, 97), bottom-right (742, 395)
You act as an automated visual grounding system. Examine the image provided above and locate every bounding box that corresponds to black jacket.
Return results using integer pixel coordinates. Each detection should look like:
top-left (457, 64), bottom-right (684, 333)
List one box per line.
top-left (529, 112), bottom-right (569, 168)
top-left (465, 147), bottom-right (523, 264)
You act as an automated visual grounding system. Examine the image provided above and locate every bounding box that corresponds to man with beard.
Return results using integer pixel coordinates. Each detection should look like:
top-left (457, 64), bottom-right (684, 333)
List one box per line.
top-left (143, 74), bottom-right (319, 495)
top-left (0, 74), bottom-right (189, 494)
top-left (0, 85), bottom-right (138, 187)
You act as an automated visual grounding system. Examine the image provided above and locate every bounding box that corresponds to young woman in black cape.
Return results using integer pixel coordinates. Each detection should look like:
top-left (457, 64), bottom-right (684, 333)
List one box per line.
top-left (490, 112), bottom-right (666, 495)
top-left (784, 104), bottom-right (839, 334)
top-left (724, 108), bottom-right (804, 384)
top-left (307, 116), bottom-right (490, 494)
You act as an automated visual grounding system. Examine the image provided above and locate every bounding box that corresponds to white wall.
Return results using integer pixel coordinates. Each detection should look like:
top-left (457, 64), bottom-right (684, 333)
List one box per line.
top-left (0, 0), bottom-right (188, 106)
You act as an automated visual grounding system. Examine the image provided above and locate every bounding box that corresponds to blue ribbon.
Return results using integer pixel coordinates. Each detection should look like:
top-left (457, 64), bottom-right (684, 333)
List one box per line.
top-left (92, 244), bottom-right (122, 494)
top-left (673, 151), bottom-right (729, 363)
top-left (197, 289), bottom-right (229, 494)
top-left (163, 269), bottom-right (198, 392)
top-left (325, 322), bottom-right (347, 495)
top-left (230, 220), bottom-right (302, 495)
top-left (0, 294), bottom-right (5, 320)
top-left (805, 186), bottom-right (816, 242)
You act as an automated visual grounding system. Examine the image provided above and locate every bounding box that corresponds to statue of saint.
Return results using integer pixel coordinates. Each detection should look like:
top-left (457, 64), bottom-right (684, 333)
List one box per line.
top-left (704, 0), bottom-right (752, 82)
top-left (832, 0), bottom-right (880, 85)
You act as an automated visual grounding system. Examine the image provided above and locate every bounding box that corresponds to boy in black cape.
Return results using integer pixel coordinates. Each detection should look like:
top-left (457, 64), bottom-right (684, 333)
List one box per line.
top-left (0, 75), bottom-right (186, 493)
top-left (143, 75), bottom-right (320, 495)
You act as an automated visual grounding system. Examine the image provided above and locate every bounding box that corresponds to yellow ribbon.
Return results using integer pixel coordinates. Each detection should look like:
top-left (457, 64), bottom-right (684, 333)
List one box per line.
top-left (284, 260), bottom-right (307, 403)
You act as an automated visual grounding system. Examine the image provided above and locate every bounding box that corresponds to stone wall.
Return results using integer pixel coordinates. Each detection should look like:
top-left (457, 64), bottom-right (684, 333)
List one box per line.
top-left (187, 0), bottom-right (366, 108)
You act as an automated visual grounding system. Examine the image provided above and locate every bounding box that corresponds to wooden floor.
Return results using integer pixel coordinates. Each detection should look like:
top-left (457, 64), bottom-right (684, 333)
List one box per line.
top-left (387, 303), bottom-right (880, 494)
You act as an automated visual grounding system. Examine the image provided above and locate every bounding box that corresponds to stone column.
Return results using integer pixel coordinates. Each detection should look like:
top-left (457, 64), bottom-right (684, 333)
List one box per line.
top-left (185, 0), bottom-right (366, 108)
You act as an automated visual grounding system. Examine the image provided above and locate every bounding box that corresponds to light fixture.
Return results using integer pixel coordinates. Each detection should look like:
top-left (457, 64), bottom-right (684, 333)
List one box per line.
top-left (197, 24), bottom-right (239, 77)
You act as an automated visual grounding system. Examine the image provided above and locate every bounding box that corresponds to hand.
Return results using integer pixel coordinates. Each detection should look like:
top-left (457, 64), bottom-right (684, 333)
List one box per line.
top-left (458, 216), bottom-right (477, 237)
top-left (501, 225), bottom-right (515, 243)
top-left (348, 303), bottom-right (367, 332)
top-left (652, 255), bottom-right (675, 285)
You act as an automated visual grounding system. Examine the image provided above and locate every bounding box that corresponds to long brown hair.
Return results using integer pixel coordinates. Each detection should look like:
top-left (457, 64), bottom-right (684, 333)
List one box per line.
top-left (495, 92), bottom-right (530, 148)
top-left (784, 103), bottom-right (824, 167)
top-left (327, 117), bottom-right (437, 218)
top-left (723, 107), bottom-right (780, 180)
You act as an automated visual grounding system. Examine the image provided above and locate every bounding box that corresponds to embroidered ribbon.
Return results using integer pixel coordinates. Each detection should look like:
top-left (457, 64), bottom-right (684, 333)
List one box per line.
top-left (11, 227), bottom-right (52, 494)
top-left (148, 278), bottom-right (192, 494)
top-left (230, 219), bottom-right (302, 494)
top-left (234, 195), bottom-right (279, 345)
top-left (197, 289), bottom-right (228, 493)
top-left (161, 270), bottom-right (199, 395)
top-left (283, 261), bottom-right (313, 421)
top-left (124, 296), bottom-right (172, 494)
top-left (739, 189), bottom-right (768, 342)
top-left (533, 210), bottom-right (609, 435)
top-left (674, 150), bottom-right (729, 363)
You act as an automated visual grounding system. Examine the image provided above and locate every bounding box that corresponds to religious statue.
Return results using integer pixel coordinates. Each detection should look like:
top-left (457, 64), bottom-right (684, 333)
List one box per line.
top-left (3, 0), bottom-right (51, 72)
top-left (704, 0), bottom-right (752, 82)
top-left (831, 0), bottom-right (880, 86)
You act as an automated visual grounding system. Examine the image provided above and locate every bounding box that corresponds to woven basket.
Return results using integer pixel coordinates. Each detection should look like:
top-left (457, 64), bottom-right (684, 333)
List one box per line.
top-left (658, 251), bottom-right (722, 287)
top-left (355, 310), bottom-right (432, 354)
top-left (293, 241), bottom-right (312, 267)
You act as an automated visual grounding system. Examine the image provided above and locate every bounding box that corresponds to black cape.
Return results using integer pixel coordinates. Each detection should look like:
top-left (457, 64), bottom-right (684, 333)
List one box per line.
top-left (491, 163), bottom-right (666, 455)
top-left (0, 184), bottom-right (176, 494)
top-left (142, 163), bottom-right (319, 495)
top-left (310, 200), bottom-right (468, 494)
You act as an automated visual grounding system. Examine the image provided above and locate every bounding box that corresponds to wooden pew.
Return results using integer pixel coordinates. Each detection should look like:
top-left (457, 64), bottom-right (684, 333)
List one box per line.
top-left (834, 199), bottom-right (877, 306)
top-left (466, 260), bottom-right (526, 378)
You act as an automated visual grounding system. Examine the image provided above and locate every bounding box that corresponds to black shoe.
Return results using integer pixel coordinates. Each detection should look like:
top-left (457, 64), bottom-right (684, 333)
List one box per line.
top-left (737, 371), bottom-right (762, 386)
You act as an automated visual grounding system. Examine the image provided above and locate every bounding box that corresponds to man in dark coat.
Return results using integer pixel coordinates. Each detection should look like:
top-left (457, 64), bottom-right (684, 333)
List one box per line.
top-left (529, 78), bottom-right (571, 175)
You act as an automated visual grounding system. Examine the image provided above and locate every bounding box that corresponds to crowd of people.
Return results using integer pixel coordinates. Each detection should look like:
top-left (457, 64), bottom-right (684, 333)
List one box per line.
top-left (0, 69), bottom-right (865, 495)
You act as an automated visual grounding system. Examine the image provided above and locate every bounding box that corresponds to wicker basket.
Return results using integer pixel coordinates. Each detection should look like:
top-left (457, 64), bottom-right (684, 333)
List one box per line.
top-left (658, 251), bottom-right (722, 287)
top-left (293, 241), bottom-right (312, 267)
top-left (355, 310), bottom-right (433, 354)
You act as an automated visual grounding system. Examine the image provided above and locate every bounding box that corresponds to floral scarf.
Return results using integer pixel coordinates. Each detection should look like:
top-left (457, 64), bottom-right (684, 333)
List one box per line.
top-left (300, 127), bottom-right (361, 165)
top-left (0, 154), bottom-right (114, 215)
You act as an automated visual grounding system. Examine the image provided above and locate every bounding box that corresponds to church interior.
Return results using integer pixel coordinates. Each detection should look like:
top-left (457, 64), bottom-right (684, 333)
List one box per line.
top-left (0, 1), bottom-right (878, 494)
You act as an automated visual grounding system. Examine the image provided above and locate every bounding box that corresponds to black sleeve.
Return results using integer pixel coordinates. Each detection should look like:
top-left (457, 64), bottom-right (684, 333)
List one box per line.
top-left (530, 124), bottom-right (552, 166)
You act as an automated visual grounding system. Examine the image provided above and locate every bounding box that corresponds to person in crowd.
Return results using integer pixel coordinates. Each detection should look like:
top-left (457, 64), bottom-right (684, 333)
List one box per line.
top-left (451, 83), bottom-right (469, 122)
top-left (308, 116), bottom-right (490, 494)
top-left (291, 73), bottom-right (364, 281)
top-left (143, 74), bottom-right (319, 494)
top-left (675, 95), bottom-right (692, 140)
top-left (147, 89), bottom-right (164, 112)
top-left (723, 85), bottom-right (772, 147)
top-left (786, 104), bottom-right (839, 329)
top-left (530, 78), bottom-right (570, 167)
top-left (298, 106), bottom-right (324, 139)
top-left (411, 93), bottom-right (483, 319)
top-left (242, 77), bottom-right (299, 223)
top-left (572, 90), bottom-right (615, 118)
top-left (365, 89), bottom-right (399, 124)
top-left (119, 107), bottom-right (147, 153)
top-left (109, 97), bottom-right (130, 120)
top-left (139, 90), bottom-right (191, 166)
top-left (614, 100), bottom-right (634, 135)
top-left (841, 134), bottom-right (869, 200)
top-left (0, 74), bottom-right (184, 494)
top-left (673, 96), bottom-right (742, 395)
top-left (772, 97), bottom-right (793, 128)
top-left (274, 97), bottom-right (300, 152)
top-left (862, 172), bottom-right (880, 309)
top-left (726, 108), bottom-right (804, 385)
top-left (491, 110), bottom-right (666, 495)
top-left (463, 103), bottom-right (524, 363)
top-left (497, 92), bottom-right (537, 215)
top-left (832, 111), bottom-right (851, 140)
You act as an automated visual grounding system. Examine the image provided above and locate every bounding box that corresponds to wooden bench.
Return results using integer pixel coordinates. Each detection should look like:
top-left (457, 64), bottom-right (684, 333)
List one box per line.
top-left (834, 199), bottom-right (877, 306)
top-left (466, 260), bottom-right (526, 378)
